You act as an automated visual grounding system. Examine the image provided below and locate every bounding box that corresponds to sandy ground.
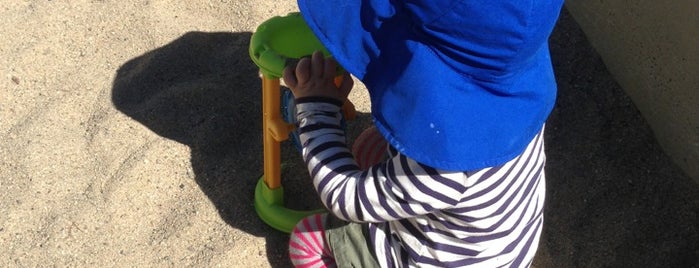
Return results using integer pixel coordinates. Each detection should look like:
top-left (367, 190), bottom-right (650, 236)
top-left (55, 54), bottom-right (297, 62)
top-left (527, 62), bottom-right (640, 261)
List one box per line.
top-left (1, 1), bottom-right (697, 267)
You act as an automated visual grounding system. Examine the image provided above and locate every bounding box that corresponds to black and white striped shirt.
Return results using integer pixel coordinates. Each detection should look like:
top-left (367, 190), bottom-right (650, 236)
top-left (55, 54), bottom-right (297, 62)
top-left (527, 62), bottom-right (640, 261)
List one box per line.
top-left (297, 98), bottom-right (546, 267)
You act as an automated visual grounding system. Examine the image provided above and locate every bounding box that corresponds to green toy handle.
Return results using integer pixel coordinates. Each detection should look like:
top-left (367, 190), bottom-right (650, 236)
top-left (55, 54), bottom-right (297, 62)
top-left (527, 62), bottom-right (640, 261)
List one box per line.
top-left (254, 177), bottom-right (325, 233)
top-left (249, 12), bottom-right (339, 78)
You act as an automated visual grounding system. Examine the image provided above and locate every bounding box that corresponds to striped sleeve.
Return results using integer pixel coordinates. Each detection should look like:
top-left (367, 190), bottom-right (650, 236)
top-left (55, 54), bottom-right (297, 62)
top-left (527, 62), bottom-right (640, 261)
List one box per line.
top-left (296, 101), bottom-right (469, 223)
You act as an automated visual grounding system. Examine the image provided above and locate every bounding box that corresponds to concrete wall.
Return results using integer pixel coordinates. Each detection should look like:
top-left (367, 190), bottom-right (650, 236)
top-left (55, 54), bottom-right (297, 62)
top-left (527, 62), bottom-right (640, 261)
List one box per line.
top-left (564, 1), bottom-right (699, 183)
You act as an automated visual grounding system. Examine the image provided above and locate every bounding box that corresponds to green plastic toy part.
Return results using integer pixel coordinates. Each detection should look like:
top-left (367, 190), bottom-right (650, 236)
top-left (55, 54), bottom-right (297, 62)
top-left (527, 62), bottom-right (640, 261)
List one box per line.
top-left (249, 12), bottom-right (336, 233)
top-left (249, 12), bottom-right (333, 79)
top-left (254, 178), bottom-right (325, 233)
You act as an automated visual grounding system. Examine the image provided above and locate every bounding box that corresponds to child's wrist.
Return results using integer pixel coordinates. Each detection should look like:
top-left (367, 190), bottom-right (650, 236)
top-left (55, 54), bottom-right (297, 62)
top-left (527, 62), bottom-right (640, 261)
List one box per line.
top-left (295, 96), bottom-right (343, 107)
top-left (296, 100), bottom-right (343, 120)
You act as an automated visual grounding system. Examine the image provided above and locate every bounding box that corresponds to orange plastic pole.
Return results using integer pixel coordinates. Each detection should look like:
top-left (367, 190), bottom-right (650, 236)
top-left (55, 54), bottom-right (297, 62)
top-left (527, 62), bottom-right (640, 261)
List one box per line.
top-left (262, 75), bottom-right (285, 190)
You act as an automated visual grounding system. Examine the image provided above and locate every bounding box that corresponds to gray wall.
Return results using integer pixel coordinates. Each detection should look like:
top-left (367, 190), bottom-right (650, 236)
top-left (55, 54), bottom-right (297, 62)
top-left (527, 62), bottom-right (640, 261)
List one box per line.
top-left (564, 1), bottom-right (699, 183)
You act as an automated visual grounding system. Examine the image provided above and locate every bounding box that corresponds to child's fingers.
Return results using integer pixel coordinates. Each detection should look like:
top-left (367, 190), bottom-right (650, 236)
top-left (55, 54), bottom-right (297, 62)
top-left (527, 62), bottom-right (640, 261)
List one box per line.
top-left (295, 57), bottom-right (311, 83)
top-left (311, 51), bottom-right (324, 77)
top-left (282, 66), bottom-right (298, 88)
top-left (323, 57), bottom-right (337, 80)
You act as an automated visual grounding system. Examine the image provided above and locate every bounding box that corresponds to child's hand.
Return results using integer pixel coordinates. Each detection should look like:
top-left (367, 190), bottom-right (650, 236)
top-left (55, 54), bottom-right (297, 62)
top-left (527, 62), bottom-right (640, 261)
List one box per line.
top-left (283, 51), bottom-right (353, 103)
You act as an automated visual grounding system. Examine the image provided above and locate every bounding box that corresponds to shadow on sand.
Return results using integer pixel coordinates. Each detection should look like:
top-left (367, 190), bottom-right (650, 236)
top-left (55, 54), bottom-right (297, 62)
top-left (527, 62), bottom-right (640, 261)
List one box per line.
top-left (111, 31), bottom-right (373, 267)
top-left (112, 31), bottom-right (292, 266)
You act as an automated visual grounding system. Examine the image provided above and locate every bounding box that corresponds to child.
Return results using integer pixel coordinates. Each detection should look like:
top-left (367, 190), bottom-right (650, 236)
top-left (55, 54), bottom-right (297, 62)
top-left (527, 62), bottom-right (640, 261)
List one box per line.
top-left (283, 0), bottom-right (564, 267)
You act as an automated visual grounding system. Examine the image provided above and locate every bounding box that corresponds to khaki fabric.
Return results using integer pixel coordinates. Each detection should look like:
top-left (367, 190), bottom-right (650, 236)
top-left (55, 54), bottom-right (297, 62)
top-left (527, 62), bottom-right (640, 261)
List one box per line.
top-left (324, 215), bottom-right (381, 268)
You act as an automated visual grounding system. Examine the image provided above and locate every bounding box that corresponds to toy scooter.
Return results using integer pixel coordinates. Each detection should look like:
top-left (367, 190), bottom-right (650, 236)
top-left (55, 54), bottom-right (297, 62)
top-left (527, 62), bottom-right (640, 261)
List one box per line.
top-left (248, 12), bottom-right (356, 233)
